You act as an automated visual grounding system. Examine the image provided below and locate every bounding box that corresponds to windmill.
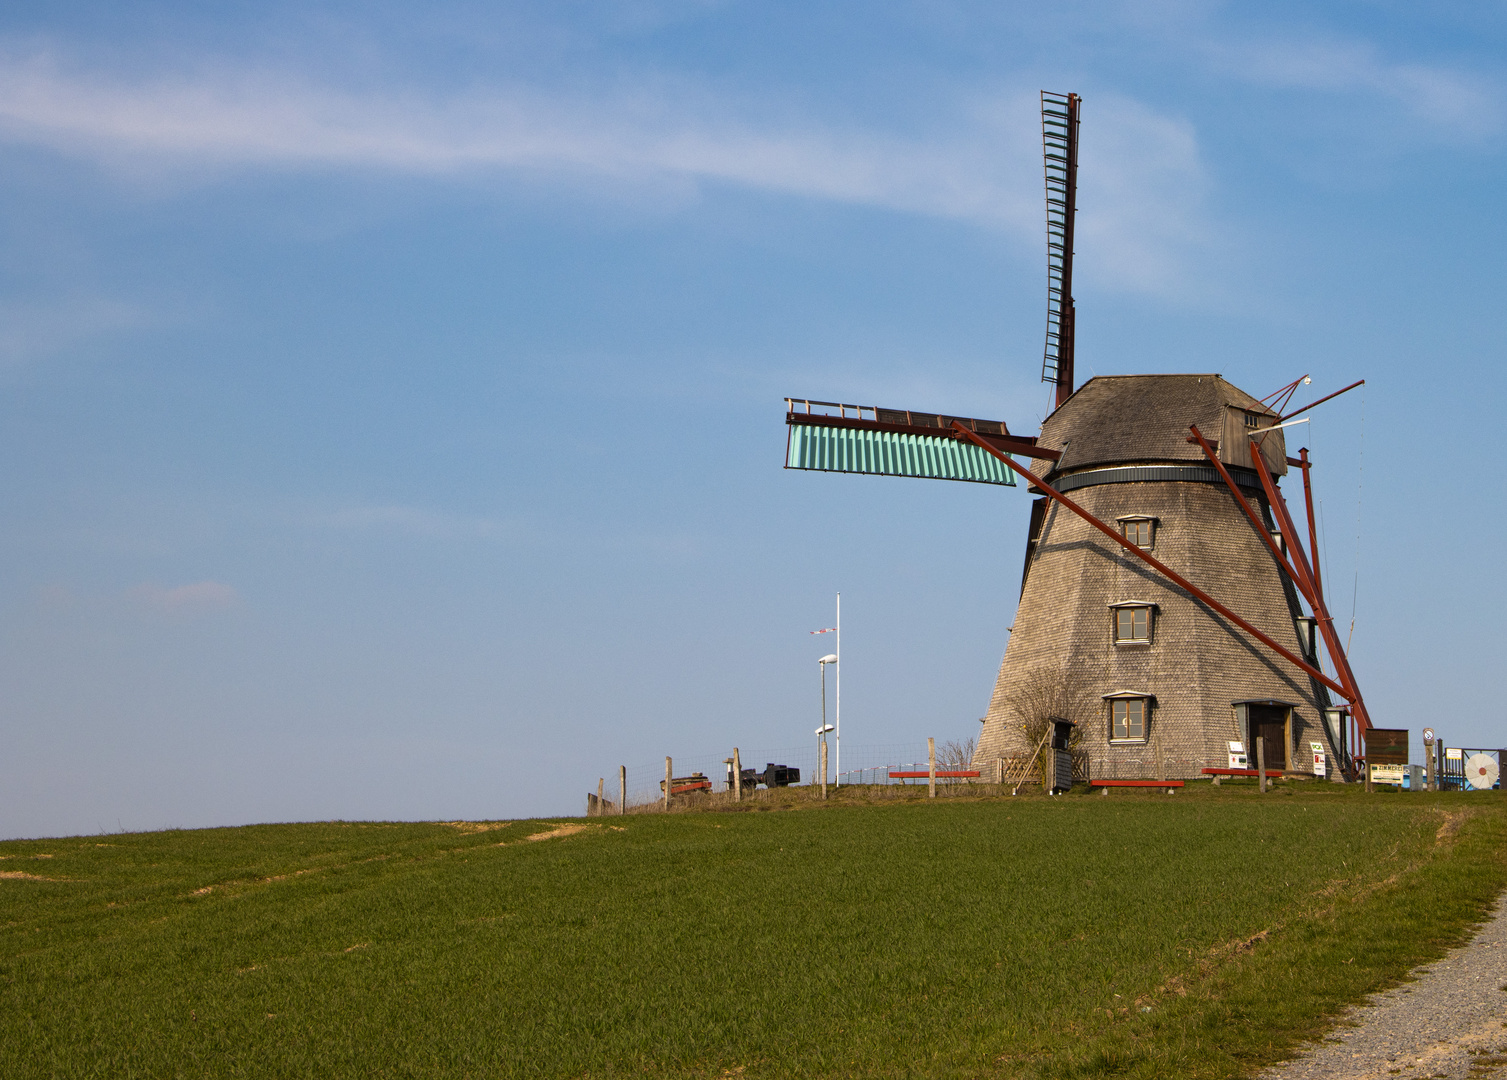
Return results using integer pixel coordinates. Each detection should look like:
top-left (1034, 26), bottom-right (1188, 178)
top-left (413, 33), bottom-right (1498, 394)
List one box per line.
top-left (784, 92), bottom-right (1370, 783)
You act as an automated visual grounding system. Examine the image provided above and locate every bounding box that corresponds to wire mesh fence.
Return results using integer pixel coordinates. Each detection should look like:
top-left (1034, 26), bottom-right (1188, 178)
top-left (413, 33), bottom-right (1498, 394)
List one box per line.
top-left (585, 740), bottom-right (993, 814)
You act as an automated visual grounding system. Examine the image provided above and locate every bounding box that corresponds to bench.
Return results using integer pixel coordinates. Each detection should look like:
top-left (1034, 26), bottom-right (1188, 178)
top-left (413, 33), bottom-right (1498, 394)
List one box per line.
top-left (1089, 779), bottom-right (1184, 789)
top-left (1200, 768), bottom-right (1283, 779)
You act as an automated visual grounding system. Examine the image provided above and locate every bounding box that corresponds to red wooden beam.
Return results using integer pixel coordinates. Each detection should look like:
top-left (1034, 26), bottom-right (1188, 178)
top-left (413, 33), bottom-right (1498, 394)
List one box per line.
top-left (1246, 439), bottom-right (1372, 732)
top-left (1299, 448), bottom-right (1323, 601)
top-left (949, 423), bottom-right (1348, 698)
top-left (1279, 379), bottom-right (1364, 422)
top-left (1187, 425), bottom-right (1319, 612)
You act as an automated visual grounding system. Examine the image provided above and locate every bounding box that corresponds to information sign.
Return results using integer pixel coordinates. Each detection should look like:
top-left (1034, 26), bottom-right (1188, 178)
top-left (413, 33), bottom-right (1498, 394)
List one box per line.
top-left (1311, 742), bottom-right (1326, 778)
top-left (1370, 763), bottom-right (1405, 786)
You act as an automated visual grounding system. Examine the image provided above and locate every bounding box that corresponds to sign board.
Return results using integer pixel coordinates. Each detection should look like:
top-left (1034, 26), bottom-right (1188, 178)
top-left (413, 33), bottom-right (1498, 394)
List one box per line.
top-left (1370, 763), bottom-right (1405, 786)
top-left (1422, 727), bottom-right (1435, 744)
top-left (1311, 742), bottom-right (1326, 778)
top-left (1364, 728), bottom-right (1409, 766)
top-left (1446, 747), bottom-right (1463, 760)
top-left (1227, 741), bottom-right (1247, 769)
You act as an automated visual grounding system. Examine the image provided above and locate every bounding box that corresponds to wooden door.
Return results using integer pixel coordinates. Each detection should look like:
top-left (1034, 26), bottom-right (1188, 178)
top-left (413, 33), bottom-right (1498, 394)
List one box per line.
top-left (1249, 705), bottom-right (1288, 770)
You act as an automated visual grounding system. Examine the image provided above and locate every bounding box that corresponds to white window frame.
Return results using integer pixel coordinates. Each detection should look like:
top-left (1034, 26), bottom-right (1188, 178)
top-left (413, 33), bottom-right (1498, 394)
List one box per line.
top-left (1109, 601), bottom-right (1156, 645)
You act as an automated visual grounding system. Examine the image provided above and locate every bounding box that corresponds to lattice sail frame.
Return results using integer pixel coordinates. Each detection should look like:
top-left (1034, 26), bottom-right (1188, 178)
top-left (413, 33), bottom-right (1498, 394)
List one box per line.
top-left (1040, 91), bottom-right (1080, 400)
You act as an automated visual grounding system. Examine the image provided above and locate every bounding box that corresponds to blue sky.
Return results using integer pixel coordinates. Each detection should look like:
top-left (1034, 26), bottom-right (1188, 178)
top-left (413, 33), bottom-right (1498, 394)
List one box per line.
top-left (1, 2), bottom-right (1503, 836)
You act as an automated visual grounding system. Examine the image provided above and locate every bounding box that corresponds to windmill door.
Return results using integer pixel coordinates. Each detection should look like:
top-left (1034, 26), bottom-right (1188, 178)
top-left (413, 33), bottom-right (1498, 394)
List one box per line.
top-left (1248, 705), bottom-right (1288, 770)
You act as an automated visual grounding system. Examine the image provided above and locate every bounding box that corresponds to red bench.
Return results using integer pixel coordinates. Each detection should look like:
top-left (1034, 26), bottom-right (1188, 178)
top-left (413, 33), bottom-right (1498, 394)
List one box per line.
top-left (1090, 779), bottom-right (1184, 788)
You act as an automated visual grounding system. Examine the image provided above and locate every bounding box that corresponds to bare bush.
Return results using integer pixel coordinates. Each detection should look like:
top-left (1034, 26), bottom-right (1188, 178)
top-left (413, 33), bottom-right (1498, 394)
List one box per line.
top-left (1003, 667), bottom-right (1097, 752)
top-left (938, 736), bottom-right (977, 769)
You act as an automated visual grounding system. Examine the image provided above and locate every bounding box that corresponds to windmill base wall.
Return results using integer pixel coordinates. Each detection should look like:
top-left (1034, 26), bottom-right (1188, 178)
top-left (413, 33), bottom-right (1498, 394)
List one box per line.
top-left (975, 477), bottom-right (1340, 780)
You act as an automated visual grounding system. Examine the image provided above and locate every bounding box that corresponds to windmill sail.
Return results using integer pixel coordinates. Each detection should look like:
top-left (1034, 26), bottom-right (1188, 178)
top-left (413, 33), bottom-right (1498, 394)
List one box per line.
top-left (1040, 92), bottom-right (1080, 408)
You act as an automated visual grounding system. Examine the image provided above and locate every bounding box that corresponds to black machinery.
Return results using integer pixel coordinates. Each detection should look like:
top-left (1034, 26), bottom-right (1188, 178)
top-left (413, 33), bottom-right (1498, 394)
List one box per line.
top-left (726, 762), bottom-right (801, 790)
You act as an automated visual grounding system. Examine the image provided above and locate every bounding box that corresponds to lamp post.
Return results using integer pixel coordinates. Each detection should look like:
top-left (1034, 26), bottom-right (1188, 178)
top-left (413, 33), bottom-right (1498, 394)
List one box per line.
top-left (819, 653), bottom-right (838, 787)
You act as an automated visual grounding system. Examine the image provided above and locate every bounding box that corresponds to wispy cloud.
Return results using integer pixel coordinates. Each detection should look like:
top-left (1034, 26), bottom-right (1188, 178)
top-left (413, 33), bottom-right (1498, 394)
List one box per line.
top-left (127, 580), bottom-right (238, 612)
top-left (0, 293), bottom-right (157, 367)
top-left (1201, 36), bottom-right (1501, 136)
top-left (0, 52), bottom-right (1218, 297)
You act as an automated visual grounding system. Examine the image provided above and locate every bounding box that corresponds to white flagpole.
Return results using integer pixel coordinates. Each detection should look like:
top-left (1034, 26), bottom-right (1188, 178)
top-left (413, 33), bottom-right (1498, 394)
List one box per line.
top-left (835, 592), bottom-right (841, 786)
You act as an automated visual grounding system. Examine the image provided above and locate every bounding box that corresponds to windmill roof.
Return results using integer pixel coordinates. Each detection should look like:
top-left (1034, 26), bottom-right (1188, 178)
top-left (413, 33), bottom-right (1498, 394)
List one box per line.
top-left (1036, 374), bottom-right (1277, 476)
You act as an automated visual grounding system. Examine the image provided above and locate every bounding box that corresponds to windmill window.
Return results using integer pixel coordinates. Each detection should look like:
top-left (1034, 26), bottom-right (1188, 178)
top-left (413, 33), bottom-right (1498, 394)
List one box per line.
top-left (1120, 518), bottom-right (1154, 548)
top-left (1244, 411), bottom-right (1261, 428)
top-left (1111, 698), bottom-right (1148, 742)
top-left (1110, 603), bottom-right (1154, 644)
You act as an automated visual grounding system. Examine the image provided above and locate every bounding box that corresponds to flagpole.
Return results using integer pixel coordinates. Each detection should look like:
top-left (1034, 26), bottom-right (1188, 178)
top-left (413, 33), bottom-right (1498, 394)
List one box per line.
top-left (835, 592), bottom-right (841, 787)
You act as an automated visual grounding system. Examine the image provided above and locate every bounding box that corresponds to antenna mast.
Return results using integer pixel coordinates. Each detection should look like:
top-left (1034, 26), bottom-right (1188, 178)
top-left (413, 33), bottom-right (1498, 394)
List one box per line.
top-left (1040, 91), bottom-right (1080, 410)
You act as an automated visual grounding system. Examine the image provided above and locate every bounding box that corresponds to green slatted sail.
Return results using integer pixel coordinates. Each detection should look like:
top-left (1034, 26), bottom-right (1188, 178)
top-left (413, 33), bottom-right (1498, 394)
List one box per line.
top-left (786, 423), bottom-right (1016, 486)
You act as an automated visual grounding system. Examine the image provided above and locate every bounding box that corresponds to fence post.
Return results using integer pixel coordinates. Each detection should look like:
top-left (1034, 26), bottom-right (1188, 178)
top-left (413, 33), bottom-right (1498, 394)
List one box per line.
top-left (664, 756), bottom-right (672, 812)
top-left (1257, 737), bottom-right (1267, 793)
top-left (596, 777), bottom-right (604, 817)
top-left (820, 741), bottom-right (829, 800)
top-left (996, 757), bottom-right (1004, 786)
top-left (619, 766), bottom-right (626, 815)
top-left (734, 748), bottom-right (742, 802)
top-left (1363, 754), bottom-right (1373, 793)
top-left (928, 738), bottom-right (936, 798)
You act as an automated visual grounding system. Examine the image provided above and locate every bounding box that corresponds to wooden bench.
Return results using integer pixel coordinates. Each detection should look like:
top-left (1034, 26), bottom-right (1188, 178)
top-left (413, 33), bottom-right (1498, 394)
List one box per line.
top-left (1200, 767), bottom-right (1283, 779)
top-left (1090, 779), bottom-right (1184, 789)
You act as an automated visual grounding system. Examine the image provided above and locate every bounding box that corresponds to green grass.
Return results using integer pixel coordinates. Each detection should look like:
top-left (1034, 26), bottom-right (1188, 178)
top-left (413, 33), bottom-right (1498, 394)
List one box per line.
top-left (2, 785), bottom-right (1504, 1079)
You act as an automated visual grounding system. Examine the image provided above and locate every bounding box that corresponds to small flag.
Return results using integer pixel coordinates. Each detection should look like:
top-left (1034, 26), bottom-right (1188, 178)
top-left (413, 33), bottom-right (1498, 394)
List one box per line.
top-left (810, 628), bottom-right (836, 635)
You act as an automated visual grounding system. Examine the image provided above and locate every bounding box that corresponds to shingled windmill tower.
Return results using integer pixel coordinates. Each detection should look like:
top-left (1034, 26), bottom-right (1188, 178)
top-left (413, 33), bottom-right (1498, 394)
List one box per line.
top-left (784, 92), bottom-right (1369, 781)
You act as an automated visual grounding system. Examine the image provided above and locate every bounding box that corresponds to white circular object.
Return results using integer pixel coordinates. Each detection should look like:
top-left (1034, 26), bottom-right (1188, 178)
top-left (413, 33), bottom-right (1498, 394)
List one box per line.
top-left (1422, 727), bottom-right (1435, 744)
top-left (1465, 753), bottom-right (1499, 790)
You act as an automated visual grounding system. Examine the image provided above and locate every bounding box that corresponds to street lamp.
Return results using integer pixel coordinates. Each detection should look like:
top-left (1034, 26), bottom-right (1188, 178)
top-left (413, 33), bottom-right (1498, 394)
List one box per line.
top-left (819, 654), bottom-right (838, 787)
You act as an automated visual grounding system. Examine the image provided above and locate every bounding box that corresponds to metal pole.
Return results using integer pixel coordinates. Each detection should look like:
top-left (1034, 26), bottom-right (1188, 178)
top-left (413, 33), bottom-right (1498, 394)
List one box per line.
top-left (664, 756), bottom-right (672, 812)
top-left (1257, 737), bottom-right (1267, 794)
top-left (928, 737), bottom-right (936, 798)
top-left (835, 592), bottom-right (841, 786)
top-left (820, 661), bottom-right (827, 787)
top-left (619, 765), bottom-right (626, 815)
top-left (952, 423), bottom-right (1347, 698)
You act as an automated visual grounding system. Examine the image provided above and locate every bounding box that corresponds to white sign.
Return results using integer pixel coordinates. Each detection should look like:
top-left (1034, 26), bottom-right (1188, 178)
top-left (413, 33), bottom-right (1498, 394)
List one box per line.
top-left (1446, 747), bottom-right (1464, 761)
top-left (1422, 727), bottom-right (1435, 744)
top-left (1370, 763), bottom-right (1405, 786)
top-left (1311, 742), bottom-right (1326, 778)
top-left (1228, 741), bottom-right (1247, 769)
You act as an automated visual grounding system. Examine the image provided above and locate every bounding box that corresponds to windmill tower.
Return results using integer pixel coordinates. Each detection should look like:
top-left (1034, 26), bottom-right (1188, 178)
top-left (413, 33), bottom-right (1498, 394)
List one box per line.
top-left (784, 93), bottom-right (1369, 782)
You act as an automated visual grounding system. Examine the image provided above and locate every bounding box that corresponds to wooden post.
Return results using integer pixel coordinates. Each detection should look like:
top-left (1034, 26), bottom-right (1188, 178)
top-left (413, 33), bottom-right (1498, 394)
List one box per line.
top-left (664, 756), bottom-right (672, 812)
top-left (1256, 737), bottom-right (1267, 794)
top-left (1424, 742), bottom-right (1435, 792)
top-left (597, 778), bottom-right (604, 817)
top-left (928, 738), bottom-right (936, 798)
top-left (820, 741), bottom-right (828, 800)
top-left (619, 765), bottom-right (626, 815)
top-left (733, 748), bottom-right (743, 801)
top-left (1363, 755), bottom-right (1373, 793)
top-left (996, 757), bottom-right (1004, 786)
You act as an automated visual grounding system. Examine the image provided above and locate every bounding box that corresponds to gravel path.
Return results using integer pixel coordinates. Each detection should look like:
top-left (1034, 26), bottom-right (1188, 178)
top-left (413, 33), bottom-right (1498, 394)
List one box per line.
top-left (1262, 895), bottom-right (1507, 1080)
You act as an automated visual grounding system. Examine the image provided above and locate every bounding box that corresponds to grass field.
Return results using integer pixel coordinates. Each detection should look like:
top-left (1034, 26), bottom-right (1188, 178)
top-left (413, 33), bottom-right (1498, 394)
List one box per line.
top-left (2, 784), bottom-right (1504, 1079)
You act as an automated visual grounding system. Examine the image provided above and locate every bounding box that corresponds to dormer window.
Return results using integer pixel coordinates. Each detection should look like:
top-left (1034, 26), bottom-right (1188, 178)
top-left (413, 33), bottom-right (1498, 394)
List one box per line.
top-left (1103, 691), bottom-right (1155, 744)
top-left (1109, 601), bottom-right (1156, 644)
top-left (1245, 411), bottom-right (1261, 428)
top-left (1117, 515), bottom-right (1156, 549)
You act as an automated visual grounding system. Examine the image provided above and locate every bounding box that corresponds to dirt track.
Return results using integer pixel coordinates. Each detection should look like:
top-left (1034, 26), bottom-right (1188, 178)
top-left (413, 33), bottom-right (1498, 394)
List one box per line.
top-left (1263, 896), bottom-right (1507, 1079)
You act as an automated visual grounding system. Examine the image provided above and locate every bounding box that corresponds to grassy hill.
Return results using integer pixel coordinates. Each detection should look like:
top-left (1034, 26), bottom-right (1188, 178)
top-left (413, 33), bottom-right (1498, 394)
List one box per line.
top-left (2, 784), bottom-right (1504, 1078)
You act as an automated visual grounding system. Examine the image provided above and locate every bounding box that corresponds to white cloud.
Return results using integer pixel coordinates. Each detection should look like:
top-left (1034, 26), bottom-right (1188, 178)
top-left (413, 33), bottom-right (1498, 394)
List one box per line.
top-left (1202, 36), bottom-right (1500, 136)
top-left (0, 53), bottom-right (1219, 296)
top-left (0, 294), bottom-right (157, 367)
top-left (127, 580), bottom-right (238, 612)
